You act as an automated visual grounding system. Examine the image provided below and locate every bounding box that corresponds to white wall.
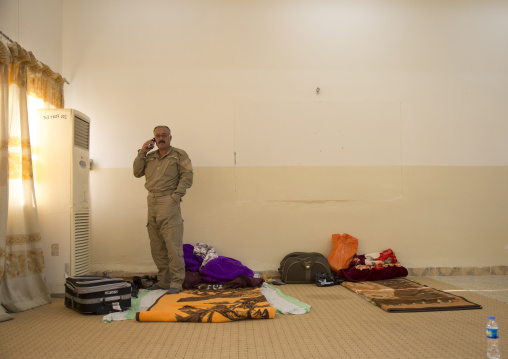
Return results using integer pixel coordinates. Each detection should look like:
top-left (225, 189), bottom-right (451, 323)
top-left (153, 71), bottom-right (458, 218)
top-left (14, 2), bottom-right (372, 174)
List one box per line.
top-left (4, 0), bottom-right (508, 290)
top-left (0, 0), bottom-right (63, 73)
top-left (61, 0), bottom-right (508, 169)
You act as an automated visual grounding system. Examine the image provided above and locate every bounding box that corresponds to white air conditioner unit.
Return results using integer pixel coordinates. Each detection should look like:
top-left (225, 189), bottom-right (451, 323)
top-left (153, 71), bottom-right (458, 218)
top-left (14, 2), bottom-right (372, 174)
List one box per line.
top-left (35, 109), bottom-right (90, 294)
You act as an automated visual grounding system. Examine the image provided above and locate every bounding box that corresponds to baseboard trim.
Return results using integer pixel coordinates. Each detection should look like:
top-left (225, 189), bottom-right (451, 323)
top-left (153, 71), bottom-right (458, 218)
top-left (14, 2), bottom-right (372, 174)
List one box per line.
top-left (407, 266), bottom-right (508, 276)
top-left (89, 266), bottom-right (508, 280)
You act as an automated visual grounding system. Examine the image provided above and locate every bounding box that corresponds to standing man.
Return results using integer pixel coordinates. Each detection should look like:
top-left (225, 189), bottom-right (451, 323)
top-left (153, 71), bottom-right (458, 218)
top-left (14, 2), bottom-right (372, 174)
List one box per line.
top-left (133, 126), bottom-right (193, 294)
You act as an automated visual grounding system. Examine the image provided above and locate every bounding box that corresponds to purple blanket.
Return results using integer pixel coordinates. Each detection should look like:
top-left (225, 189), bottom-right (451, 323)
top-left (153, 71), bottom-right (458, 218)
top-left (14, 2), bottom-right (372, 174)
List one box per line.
top-left (184, 244), bottom-right (203, 271)
top-left (201, 256), bottom-right (254, 283)
top-left (183, 244), bottom-right (254, 283)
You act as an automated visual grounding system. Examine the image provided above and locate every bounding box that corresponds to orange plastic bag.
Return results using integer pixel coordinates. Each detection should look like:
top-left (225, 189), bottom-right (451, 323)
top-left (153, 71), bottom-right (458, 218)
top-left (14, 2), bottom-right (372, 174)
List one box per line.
top-left (328, 233), bottom-right (359, 272)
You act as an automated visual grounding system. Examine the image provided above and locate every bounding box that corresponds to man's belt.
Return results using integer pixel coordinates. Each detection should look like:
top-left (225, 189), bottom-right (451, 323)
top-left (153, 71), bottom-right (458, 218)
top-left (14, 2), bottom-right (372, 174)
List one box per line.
top-left (148, 190), bottom-right (173, 197)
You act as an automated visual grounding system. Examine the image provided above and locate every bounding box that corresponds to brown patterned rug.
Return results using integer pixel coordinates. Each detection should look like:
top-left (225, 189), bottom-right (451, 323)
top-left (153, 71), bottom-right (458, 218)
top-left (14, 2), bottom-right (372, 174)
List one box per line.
top-left (342, 278), bottom-right (482, 312)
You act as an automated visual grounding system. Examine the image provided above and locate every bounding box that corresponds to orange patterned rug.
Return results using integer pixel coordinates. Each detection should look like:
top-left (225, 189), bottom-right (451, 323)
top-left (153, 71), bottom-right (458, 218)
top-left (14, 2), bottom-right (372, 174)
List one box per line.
top-left (136, 287), bottom-right (276, 322)
top-left (342, 278), bottom-right (482, 312)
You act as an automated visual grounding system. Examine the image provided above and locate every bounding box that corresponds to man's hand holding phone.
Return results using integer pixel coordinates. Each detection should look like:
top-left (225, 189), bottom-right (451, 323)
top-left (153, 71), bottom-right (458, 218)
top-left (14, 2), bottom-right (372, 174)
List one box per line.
top-left (142, 138), bottom-right (156, 153)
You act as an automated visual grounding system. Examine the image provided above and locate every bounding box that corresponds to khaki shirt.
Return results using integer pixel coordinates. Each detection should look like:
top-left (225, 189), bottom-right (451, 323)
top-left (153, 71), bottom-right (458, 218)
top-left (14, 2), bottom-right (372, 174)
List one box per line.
top-left (133, 146), bottom-right (193, 202)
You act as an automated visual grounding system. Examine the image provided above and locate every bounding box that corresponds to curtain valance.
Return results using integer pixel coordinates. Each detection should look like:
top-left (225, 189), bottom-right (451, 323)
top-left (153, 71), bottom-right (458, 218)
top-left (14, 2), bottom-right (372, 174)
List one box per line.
top-left (1, 40), bottom-right (65, 109)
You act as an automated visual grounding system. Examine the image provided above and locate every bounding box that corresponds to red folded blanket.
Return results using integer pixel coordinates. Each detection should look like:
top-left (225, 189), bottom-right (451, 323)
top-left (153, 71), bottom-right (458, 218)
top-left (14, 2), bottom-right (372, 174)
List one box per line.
top-left (337, 249), bottom-right (408, 282)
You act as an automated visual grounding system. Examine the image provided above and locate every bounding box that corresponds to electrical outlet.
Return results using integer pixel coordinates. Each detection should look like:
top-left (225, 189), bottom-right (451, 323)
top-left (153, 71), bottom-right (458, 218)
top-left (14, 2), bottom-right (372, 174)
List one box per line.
top-left (51, 243), bottom-right (59, 256)
top-left (505, 245), bottom-right (508, 250)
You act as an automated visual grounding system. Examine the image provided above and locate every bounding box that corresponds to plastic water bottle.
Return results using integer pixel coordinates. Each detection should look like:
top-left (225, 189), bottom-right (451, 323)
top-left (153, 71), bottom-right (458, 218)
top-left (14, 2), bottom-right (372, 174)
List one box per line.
top-left (486, 316), bottom-right (500, 359)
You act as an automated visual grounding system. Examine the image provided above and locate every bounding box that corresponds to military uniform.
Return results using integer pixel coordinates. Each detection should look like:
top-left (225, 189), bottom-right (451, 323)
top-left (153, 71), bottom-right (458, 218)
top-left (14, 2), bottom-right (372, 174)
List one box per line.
top-left (133, 146), bottom-right (193, 290)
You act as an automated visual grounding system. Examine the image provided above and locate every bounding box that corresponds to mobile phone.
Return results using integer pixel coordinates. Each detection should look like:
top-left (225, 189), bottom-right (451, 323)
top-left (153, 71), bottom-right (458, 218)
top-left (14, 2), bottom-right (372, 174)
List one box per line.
top-left (148, 138), bottom-right (155, 149)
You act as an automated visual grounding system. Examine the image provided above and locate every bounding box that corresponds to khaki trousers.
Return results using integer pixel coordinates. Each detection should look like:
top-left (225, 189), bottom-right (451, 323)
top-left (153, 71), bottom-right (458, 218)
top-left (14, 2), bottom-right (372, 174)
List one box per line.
top-left (146, 194), bottom-right (185, 289)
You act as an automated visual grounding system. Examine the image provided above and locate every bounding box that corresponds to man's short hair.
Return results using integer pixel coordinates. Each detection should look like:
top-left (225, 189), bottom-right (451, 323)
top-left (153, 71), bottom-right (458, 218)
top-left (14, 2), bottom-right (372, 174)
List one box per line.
top-left (153, 125), bottom-right (171, 134)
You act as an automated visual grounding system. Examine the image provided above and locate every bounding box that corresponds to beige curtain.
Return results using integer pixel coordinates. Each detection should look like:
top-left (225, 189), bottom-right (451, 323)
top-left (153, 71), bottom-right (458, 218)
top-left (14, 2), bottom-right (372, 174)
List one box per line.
top-left (0, 40), bottom-right (65, 322)
top-left (0, 41), bottom-right (11, 322)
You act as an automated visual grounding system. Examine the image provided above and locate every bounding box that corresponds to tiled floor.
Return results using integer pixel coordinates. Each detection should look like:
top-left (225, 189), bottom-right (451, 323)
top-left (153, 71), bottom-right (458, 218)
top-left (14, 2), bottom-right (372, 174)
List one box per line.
top-left (429, 275), bottom-right (508, 304)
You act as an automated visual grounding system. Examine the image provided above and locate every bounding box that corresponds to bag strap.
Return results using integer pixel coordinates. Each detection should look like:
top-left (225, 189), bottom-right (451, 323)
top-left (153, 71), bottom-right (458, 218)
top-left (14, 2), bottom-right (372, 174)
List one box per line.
top-left (279, 252), bottom-right (323, 272)
top-left (281, 252), bottom-right (324, 261)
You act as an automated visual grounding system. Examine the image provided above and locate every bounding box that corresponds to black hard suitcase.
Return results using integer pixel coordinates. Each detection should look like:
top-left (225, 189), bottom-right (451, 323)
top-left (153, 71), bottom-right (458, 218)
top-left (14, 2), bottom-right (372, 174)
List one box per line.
top-left (65, 276), bottom-right (132, 315)
top-left (279, 252), bottom-right (332, 284)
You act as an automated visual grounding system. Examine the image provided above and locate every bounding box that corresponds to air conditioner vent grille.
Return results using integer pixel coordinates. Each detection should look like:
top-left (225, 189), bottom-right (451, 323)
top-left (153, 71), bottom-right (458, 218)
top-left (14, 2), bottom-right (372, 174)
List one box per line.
top-left (72, 208), bottom-right (90, 276)
top-left (74, 116), bottom-right (90, 150)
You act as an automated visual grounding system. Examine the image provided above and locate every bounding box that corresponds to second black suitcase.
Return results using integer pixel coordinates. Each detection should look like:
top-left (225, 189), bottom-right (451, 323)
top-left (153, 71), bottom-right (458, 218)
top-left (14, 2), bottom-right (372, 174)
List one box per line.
top-left (65, 276), bottom-right (132, 315)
